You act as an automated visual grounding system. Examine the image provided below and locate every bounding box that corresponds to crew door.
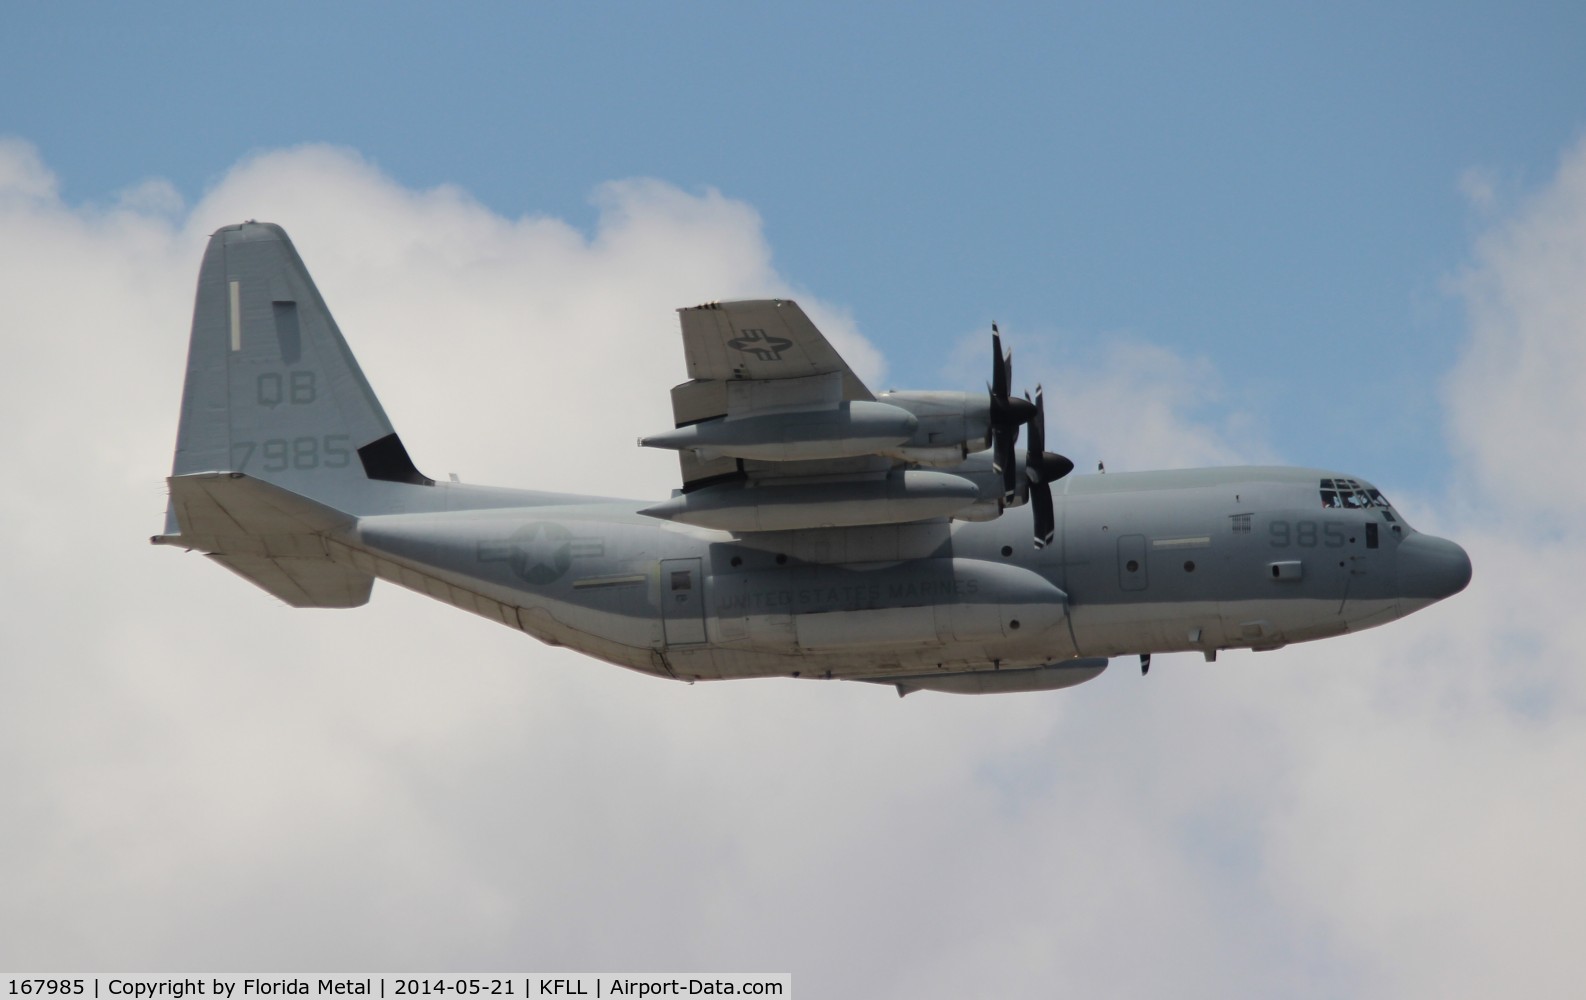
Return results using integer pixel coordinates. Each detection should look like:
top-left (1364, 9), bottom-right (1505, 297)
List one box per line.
top-left (660, 557), bottom-right (708, 646)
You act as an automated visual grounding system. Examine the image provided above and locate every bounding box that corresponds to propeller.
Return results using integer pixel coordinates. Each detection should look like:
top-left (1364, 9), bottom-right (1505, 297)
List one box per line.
top-left (1024, 386), bottom-right (1074, 548)
top-left (988, 324), bottom-right (1036, 502)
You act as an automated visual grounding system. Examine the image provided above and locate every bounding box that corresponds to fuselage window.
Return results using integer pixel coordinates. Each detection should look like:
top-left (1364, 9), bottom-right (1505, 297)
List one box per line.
top-left (1366, 522), bottom-right (1379, 549)
top-left (670, 571), bottom-right (692, 591)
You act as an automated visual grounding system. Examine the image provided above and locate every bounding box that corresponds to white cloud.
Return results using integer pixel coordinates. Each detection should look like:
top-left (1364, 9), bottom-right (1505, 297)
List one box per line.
top-left (0, 137), bottom-right (1583, 997)
top-left (0, 135), bottom-right (57, 201)
top-left (1448, 135), bottom-right (1586, 524)
top-left (1252, 138), bottom-right (1586, 995)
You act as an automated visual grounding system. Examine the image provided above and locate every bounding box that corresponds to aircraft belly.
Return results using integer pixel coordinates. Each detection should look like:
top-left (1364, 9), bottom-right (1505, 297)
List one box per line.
top-left (1213, 597), bottom-right (1351, 646)
top-left (657, 637), bottom-right (1079, 683)
top-left (793, 606), bottom-right (938, 649)
top-left (705, 557), bottom-right (1071, 653)
top-left (1068, 600), bottom-right (1225, 656)
top-left (1343, 597), bottom-right (1399, 633)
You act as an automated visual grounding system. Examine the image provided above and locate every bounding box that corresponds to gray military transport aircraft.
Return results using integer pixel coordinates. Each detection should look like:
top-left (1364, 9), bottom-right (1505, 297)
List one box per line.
top-left (154, 222), bottom-right (1471, 695)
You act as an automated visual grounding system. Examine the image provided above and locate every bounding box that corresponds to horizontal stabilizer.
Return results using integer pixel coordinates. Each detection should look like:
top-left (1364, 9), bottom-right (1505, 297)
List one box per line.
top-left (162, 472), bottom-right (353, 547)
top-left (207, 552), bottom-right (371, 608)
top-left (154, 473), bottom-right (371, 608)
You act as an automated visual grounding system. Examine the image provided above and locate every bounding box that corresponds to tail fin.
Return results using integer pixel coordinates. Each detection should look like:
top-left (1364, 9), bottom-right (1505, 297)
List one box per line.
top-left (165, 222), bottom-right (430, 534)
top-left (158, 222), bottom-right (432, 606)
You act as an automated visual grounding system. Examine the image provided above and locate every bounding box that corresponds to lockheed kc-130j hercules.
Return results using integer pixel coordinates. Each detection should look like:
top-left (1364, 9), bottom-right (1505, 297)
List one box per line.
top-left (154, 223), bottom-right (1471, 695)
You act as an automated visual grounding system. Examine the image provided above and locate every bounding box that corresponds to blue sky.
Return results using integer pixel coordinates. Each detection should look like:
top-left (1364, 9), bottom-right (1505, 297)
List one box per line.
top-left (7, 2), bottom-right (1583, 483)
top-left (3, 3), bottom-right (1585, 996)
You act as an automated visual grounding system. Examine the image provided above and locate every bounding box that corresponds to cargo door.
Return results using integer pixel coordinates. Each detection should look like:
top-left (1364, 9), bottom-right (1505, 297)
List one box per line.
top-left (660, 557), bottom-right (708, 646)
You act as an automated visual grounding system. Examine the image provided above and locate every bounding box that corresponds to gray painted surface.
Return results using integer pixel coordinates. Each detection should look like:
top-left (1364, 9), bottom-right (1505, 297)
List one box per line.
top-left (156, 223), bottom-right (1473, 694)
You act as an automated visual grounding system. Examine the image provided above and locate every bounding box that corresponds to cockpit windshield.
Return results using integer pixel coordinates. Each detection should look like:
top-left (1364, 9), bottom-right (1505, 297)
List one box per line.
top-left (1320, 478), bottom-right (1393, 512)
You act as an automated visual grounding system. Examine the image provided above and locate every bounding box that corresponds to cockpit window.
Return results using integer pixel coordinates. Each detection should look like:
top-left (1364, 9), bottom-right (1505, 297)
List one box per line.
top-left (1320, 478), bottom-right (1393, 510)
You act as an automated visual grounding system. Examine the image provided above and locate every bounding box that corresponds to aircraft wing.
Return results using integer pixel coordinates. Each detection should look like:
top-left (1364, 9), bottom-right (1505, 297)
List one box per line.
top-left (659, 300), bottom-right (892, 505)
top-left (644, 301), bottom-right (996, 533)
top-left (677, 299), bottom-right (874, 401)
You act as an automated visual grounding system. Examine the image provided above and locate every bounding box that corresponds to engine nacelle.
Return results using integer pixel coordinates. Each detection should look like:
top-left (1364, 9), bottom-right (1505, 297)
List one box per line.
top-left (876, 390), bottom-right (992, 464)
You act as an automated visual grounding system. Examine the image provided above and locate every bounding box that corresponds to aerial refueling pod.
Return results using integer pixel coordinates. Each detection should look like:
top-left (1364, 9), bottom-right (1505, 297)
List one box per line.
top-left (640, 400), bottom-right (919, 462)
top-left (640, 470), bottom-right (981, 531)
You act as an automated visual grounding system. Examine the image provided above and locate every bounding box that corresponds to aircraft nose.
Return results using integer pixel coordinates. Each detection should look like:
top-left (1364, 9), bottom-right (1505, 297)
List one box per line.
top-left (1397, 532), bottom-right (1472, 603)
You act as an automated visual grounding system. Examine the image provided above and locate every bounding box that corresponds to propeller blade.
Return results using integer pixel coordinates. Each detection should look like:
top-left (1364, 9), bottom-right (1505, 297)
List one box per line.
top-left (1027, 386), bottom-right (1045, 458)
top-left (991, 326), bottom-right (1008, 402)
top-left (997, 436), bottom-right (1018, 501)
top-left (988, 324), bottom-right (1029, 501)
top-left (989, 329), bottom-right (1034, 419)
top-left (1031, 480), bottom-right (1054, 548)
top-left (1022, 387), bottom-right (1072, 547)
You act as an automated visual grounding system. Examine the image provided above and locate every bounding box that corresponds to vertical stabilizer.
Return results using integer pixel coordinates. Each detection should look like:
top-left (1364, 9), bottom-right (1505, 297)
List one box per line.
top-left (166, 222), bottom-right (429, 532)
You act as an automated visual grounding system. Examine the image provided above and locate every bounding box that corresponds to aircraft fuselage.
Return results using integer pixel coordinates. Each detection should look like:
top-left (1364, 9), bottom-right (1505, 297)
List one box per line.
top-left (340, 464), bottom-right (1470, 688)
